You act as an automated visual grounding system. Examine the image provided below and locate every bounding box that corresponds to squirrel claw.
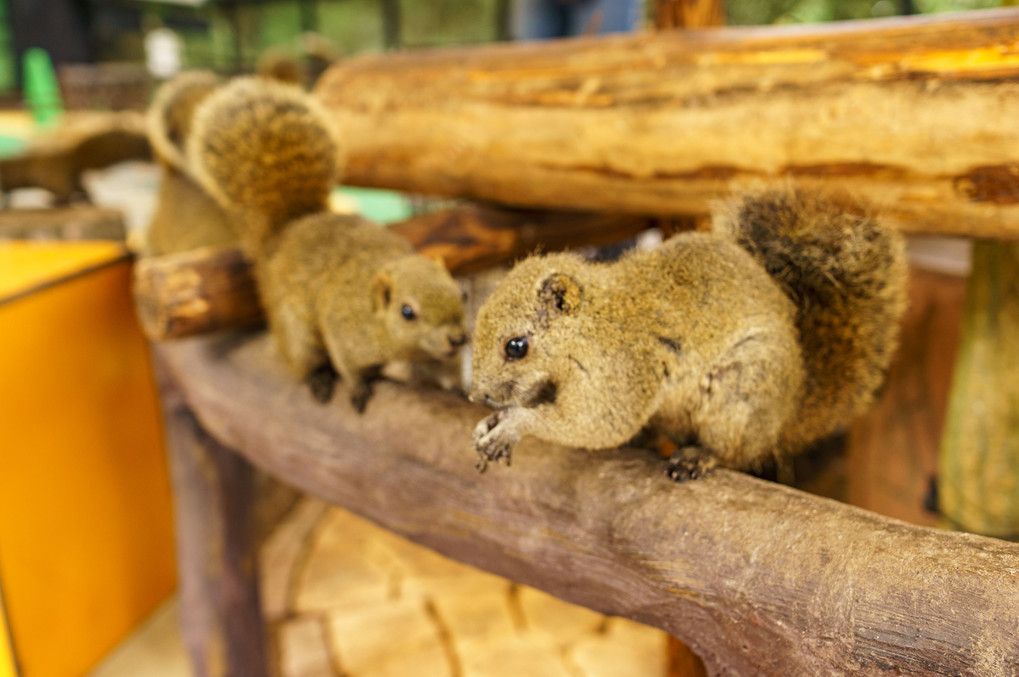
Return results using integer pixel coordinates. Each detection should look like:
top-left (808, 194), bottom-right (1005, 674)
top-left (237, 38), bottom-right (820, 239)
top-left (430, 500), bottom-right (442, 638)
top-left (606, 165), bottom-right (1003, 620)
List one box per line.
top-left (307, 364), bottom-right (338, 403)
top-left (471, 411), bottom-right (515, 473)
top-left (350, 385), bottom-right (373, 414)
top-left (666, 446), bottom-right (717, 482)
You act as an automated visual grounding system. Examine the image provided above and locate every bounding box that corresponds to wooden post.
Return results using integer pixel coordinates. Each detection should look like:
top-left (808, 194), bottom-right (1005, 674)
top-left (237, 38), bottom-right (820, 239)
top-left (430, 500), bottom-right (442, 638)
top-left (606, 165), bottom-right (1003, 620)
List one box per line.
top-left (161, 380), bottom-right (269, 677)
top-left (938, 241), bottom-right (1019, 539)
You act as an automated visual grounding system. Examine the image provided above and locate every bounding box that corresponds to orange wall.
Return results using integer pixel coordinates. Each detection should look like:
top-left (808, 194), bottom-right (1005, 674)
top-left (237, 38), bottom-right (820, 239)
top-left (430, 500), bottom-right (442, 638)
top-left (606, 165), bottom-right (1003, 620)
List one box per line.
top-left (0, 247), bottom-right (177, 677)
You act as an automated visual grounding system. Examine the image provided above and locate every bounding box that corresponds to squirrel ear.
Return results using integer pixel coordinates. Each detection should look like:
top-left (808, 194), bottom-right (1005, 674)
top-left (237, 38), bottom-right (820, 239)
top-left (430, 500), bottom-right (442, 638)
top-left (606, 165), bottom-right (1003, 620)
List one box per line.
top-left (372, 272), bottom-right (393, 311)
top-left (538, 273), bottom-right (582, 315)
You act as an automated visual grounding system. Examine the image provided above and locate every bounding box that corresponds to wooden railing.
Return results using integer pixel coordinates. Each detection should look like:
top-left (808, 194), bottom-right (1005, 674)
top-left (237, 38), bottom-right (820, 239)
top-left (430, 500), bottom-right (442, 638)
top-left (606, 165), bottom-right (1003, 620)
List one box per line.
top-left (144, 9), bottom-right (1019, 676)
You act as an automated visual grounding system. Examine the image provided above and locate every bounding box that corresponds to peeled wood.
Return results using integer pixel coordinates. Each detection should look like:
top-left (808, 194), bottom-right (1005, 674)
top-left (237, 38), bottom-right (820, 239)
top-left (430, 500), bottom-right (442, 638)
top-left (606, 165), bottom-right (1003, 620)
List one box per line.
top-left (157, 334), bottom-right (1019, 676)
top-left (133, 204), bottom-right (650, 341)
top-left (315, 9), bottom-right (1019, 239)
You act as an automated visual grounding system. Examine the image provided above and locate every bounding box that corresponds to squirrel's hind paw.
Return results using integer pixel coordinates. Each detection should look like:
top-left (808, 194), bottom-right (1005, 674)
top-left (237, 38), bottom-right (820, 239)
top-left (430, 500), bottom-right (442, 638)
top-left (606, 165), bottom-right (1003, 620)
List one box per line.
top-left (307, 364), bottom-right (338, 403)
top-left (666, 446), bottom-right (718, 482)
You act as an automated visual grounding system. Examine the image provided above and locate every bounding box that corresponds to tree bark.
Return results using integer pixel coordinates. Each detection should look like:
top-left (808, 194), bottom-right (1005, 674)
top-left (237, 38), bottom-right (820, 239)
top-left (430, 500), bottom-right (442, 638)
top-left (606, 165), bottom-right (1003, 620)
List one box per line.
top-left (156, 334), bottom-right (1019, 676)
top-left (133, 204), bottom-right (651, 341)
top-left (315, 9), bottom-right (1019, 238)
top-left (162, 389), bottom-right (269, 677)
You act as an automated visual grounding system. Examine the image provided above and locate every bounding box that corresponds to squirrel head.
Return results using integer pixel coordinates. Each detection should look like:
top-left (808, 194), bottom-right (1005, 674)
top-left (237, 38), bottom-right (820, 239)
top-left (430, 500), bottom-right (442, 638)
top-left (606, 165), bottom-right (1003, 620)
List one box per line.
top-left (373, 255), bottom-right (468, 362)
top-left (470, 253), bottom-right (588, 409)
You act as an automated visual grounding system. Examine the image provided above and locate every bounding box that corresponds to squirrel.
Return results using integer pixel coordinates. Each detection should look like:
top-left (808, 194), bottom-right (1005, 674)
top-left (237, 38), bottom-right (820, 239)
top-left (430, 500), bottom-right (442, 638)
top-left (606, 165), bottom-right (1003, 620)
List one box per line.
top-left (145, 70), bottom-right (238, 255)
top-left (469, 188), bottom-right (907, 480)
top-left (187, 76), bottom-right (468, 409)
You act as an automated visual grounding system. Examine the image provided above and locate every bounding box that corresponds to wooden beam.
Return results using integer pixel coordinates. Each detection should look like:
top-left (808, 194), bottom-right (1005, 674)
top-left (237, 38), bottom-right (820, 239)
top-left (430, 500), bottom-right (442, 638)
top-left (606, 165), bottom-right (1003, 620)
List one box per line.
top-left (133, 204), bottom-right (651, 341)
top-left (156, 333), bottom-right (1019, 676)
top-left (0, 206), bottom-right (125, 241)
top-left (314, 9), bottom-right (1019, 239)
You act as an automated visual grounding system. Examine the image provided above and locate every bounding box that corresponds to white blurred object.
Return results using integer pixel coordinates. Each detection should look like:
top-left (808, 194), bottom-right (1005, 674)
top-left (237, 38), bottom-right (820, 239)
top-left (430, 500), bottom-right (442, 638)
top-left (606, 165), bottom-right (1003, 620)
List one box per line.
top-left (145, 29), bottom-right (183, 80)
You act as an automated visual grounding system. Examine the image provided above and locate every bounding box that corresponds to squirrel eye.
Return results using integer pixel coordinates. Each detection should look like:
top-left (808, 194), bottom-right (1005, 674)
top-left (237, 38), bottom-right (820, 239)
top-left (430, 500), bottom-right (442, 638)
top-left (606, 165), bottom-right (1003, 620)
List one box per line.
top-left (504, 336), bottom-right (528, 361)
top-left (401, 304), bottom-right (416, 321)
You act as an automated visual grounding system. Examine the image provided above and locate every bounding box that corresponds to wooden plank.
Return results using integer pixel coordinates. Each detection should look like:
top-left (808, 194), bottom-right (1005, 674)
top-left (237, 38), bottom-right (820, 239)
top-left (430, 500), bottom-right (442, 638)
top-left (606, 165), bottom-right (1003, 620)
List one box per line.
top-left (133, 205), bottom-right (651, 341)
top-left (315, 9), bottom-right (1019, 238)
top-left (156, 333), bottom-right (1019, 676)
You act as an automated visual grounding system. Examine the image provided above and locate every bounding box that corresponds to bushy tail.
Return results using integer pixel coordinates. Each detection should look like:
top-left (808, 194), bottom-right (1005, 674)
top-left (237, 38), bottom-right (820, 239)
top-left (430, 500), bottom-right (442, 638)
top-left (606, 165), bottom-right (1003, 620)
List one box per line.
top-left (147, 70), bottom-right (223, 173)
top-left (187, 76), bottom-right (341, 253)
top-left (714, 188), bottom-right (908, 446)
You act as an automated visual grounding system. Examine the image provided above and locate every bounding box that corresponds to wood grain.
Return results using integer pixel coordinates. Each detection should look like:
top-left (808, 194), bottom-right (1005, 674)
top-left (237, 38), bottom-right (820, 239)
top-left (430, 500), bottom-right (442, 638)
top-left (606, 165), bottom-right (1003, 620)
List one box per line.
top-left (157, 333), bottom-right (1019, 676)
top-left (315, 9), bottom-right (1019, 238)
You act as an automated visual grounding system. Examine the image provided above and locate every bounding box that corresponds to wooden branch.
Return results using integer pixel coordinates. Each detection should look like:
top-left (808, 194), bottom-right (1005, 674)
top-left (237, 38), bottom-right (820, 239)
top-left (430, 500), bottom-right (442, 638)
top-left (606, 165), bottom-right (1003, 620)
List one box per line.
top-left (0, 206), bottom-right (125, 241)
top-left (315, 9), bottom-right (1019, 239)
top-left (162, 394), bottom-right (269, 677)
top-left (156, 334), bottom-right (1019, 676)
top-left (133, 204), bottom-right (650, 341)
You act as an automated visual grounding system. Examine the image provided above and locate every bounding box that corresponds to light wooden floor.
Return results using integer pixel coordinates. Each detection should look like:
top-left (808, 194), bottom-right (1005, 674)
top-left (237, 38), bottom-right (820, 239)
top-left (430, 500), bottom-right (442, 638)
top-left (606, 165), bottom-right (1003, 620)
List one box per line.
top-left (89, 498), bottom-right (669, 677)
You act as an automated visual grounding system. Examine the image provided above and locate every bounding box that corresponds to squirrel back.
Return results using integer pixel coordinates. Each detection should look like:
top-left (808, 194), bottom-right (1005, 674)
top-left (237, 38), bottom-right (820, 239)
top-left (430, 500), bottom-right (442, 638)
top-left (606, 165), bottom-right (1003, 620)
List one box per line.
top-left (187, 76), bottom-right (340, 253)
top-left (713, 188), bottom-right (908, 449)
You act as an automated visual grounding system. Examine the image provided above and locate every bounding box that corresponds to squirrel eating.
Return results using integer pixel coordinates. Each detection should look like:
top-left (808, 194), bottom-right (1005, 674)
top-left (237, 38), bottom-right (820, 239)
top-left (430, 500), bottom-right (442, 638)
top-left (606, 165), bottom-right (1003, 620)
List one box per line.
top-left (469, 189), bottom-right (907, 480)
top-left (188, 77), bottom-right (467, 410)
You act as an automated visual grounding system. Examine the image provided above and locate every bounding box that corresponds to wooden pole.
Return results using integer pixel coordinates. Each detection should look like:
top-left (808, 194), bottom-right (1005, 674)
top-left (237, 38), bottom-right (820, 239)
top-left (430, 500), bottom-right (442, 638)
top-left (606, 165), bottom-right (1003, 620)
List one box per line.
top-left (161, 386), bottom-right (269, 677)
top-left (156, 334), bottom-right (1019, 676)
top-left (314, 9), bottom-right (1019, 238)
top-left (938, 241), bottom-right (1019, 539)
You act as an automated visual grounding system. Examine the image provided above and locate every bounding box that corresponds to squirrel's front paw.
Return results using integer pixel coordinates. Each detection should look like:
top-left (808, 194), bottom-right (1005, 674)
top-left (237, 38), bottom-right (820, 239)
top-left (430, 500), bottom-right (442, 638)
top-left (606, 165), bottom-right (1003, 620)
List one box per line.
top-left (471, 410), bottom-right (517, 473)
top-left (307, 364), bottom-right (338, 403)
top-left (666, 445), bottom-right (718, 482)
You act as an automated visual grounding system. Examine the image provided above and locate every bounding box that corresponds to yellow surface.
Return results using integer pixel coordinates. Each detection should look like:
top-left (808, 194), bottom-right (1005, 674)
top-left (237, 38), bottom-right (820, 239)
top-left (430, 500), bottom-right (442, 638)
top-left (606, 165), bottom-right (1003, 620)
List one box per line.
top-left (0, 241), bottom-right (127, 300)
top-left (0, 249), bottom-right (177, 677)
top-left (0, 585), bottom-right (14, 677)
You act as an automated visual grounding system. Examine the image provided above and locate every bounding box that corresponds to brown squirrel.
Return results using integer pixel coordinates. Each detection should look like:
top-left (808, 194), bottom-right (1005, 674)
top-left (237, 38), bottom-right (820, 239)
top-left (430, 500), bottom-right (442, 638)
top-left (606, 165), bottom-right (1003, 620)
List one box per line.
top-left (145, 70), bottom-right (237, 255)
top-left (188, 77), bottom-right (467, 409)
top-left (469, 189), bottom-right (907, 480)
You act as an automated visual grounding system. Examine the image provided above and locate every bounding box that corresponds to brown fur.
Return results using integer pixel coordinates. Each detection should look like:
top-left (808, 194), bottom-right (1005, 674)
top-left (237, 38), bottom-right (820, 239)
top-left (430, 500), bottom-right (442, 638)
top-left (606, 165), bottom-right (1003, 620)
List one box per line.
top-left (145, 71), bottom-right (235, 255)
top-left (470, 189), bottom-right (907, 479)
top-left (188, 77), bottom-right (467, 408)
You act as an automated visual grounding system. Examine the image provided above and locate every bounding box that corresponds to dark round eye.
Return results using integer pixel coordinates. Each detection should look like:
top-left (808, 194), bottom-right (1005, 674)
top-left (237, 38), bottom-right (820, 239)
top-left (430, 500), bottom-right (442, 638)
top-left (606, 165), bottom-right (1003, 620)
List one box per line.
top-left (504, 336), bottom-right (528, 361)
top-left (401, 304), bottom-right (416, 321)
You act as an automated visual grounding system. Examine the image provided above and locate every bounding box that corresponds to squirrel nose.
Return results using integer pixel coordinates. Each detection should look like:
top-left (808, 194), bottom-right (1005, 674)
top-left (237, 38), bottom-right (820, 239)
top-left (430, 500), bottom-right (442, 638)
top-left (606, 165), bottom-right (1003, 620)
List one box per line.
top-left (449, 333), bottom-right (468, 348)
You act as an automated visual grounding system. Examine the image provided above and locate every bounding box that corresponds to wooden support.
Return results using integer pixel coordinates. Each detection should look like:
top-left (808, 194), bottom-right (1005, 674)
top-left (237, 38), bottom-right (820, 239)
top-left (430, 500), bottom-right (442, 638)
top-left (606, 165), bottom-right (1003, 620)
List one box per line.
top-left (0, 206), bottom-right (125, 241)
top-left (938, 241), bottom-right (1019, 539)
top-left (156, 333), bottom-right (1019, 676)
top-left (133, 204), bottom-right (651, 341)
top-left (162, 389), bottom-right (269, 677)
top-left (314, 9), bottom-right (1019, 238)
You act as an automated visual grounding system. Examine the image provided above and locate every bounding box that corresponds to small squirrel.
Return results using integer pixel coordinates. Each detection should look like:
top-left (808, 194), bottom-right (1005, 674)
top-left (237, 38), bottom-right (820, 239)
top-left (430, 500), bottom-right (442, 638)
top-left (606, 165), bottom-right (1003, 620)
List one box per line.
top-left (188, 77), bottom-right (468, 409)
top-left (469, 189), bottom-right (907, 480)
top-left (145, 70), bottom-right (237, 255)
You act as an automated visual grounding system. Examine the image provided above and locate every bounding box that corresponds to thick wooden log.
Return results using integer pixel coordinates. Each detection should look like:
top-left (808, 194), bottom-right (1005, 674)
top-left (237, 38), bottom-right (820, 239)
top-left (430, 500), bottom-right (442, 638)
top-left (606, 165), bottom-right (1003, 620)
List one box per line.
top-left (0, 206), bottom-right (125, 241)
top-left (938, 241), bottom-right (1019, 539)
top-left (315, 9), bottom-right (1019, 238)
top-left (133, 204), bottom-right (650, 341)
top-left (162, 391), bottom-right (269, 677)
top-left (156, 333), bottom-right (1019, 676)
